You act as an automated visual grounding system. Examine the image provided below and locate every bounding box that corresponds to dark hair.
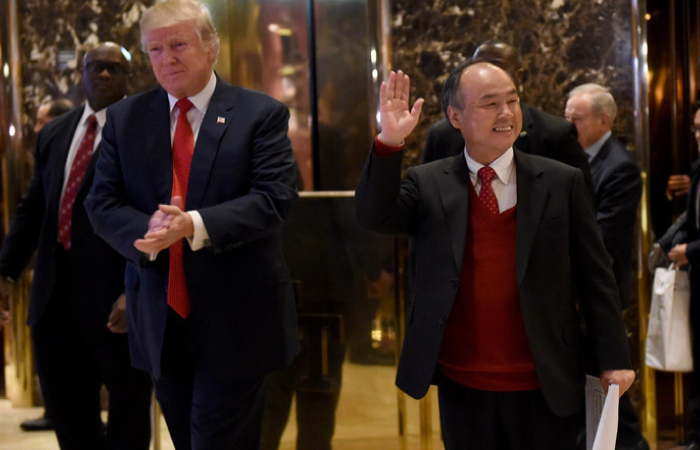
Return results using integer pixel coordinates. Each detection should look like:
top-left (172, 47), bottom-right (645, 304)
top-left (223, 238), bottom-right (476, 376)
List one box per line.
top-left (441, 58), bottom-right (485, 118)
top-left (441, 57), bottom-right (519, 120)
top-left (46, 98), bottom-right (73, 118)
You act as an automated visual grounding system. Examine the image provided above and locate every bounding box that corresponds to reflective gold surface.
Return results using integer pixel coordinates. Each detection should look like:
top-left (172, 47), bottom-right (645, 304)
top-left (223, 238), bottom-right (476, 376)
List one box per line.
top-left (1, 0), bottom-right (34, 409)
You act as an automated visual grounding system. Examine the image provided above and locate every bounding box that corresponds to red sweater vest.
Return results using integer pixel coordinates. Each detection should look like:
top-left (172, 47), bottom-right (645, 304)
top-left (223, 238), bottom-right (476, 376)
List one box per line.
top-left (437, 179), bottom-right (540, 391)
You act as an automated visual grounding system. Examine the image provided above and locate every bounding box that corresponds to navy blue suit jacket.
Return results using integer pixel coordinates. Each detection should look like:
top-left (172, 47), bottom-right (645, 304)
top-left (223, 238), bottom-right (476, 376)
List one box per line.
top-left (588, 136), bottom-right (642, 309)
top-left (0, 107), bottom-right (125, 331)
top-left (86, 76), bottom-right (300, 380)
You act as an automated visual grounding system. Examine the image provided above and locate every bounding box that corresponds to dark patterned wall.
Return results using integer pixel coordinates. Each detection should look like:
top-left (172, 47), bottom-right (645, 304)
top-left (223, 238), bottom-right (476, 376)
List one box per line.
top-left (18, 0), bottom-right (157, 149)
top-left (392, 0), bottom-right (635, 166)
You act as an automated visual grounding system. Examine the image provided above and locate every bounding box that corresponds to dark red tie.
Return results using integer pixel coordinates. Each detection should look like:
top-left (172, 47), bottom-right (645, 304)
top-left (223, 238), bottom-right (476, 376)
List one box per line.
top-left (477, 166), bottom-right (499, 216)
top-left (168, 99), bottom-right (194, 318)
top-left (57, 114), bottom-right (98, 250)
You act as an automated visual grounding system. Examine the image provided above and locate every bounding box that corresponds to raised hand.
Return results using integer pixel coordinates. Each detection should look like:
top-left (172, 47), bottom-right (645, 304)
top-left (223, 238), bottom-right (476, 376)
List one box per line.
top-left (378, 70), bottom-right (424, 146)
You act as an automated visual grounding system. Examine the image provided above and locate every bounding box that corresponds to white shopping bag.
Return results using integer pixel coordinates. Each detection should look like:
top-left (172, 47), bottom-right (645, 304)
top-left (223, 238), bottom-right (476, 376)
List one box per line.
top-left (645, 265), bottom-right (693, 372)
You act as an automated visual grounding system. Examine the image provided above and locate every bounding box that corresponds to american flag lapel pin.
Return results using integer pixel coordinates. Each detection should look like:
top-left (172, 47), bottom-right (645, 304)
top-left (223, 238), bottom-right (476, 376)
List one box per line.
top-left (217, 116), bottom-right (226, 124)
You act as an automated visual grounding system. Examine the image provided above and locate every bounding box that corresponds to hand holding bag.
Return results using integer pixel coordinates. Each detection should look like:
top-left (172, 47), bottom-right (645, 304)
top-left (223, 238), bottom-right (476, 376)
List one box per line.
top-left (645, 264), bottom-right (693, 372)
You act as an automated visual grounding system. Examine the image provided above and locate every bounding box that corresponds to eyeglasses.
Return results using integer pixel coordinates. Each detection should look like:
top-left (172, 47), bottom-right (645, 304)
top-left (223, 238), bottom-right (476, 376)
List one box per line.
top-left (84, 61), bottom-right (129, 75)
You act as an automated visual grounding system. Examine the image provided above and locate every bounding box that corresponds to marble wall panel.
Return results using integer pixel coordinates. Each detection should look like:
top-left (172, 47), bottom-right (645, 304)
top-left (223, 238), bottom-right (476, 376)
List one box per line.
top-left (18, 0), bottom-right (157, 150)
top-left (391, 0), bottom-right (635, 166)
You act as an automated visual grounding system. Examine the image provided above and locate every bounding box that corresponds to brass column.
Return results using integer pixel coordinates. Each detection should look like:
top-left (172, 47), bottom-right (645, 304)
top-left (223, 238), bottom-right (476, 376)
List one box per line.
top-left (631, 0), bottom-right (656, 443)
top-left (0, 0), bottom-right (34, 407)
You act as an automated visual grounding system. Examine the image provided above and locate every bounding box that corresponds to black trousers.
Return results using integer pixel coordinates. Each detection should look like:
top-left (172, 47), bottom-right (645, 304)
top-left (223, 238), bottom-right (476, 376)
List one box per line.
top-left (437, 373), bottom-right (582, 450)
top-left (259, 340), bottom-right (345, 450)
top-left (154, 308), bottom-right (268, 450)
top-left (32, 247), bottom-right (153, 450)
top-left (688, 265), bottom-right (700, 444)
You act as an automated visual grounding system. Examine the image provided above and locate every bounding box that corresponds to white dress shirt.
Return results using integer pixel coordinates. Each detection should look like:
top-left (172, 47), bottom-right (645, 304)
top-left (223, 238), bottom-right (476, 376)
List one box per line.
top-left (464, 146), bottom-right (517, 212)
top-left (167, 72), bottom-right (217, 251)
top-left (583, 130), bottom-right (611, 162)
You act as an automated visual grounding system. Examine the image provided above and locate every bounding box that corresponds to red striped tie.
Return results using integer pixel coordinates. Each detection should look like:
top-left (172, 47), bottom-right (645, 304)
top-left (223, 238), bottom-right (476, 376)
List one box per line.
top-left (168, 99), bottom-right (194, 318)
top-left (57, 114), bottom-right (97, 250)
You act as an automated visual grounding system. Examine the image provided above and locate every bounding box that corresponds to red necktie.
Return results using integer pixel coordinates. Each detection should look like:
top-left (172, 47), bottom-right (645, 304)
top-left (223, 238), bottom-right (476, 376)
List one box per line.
top-left (168, 99), bottom-right (194, 318)
top-left (477, 166), bottom-right (499, 216)
top-left (57, 114), bottom-right (98, 250)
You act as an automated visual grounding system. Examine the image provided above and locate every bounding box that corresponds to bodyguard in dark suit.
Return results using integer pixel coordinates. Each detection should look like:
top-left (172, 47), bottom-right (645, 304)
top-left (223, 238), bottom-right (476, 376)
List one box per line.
top-left (422, 40), bottom-right (593, 192)
top-left (566, 83), bottom-right (646, 450)
top-left (0, 43), bottom-right (152, 450)
top-left (85, 1), bottom-right (299, 448)
top-left (356, 60), bottom-right (634, 449)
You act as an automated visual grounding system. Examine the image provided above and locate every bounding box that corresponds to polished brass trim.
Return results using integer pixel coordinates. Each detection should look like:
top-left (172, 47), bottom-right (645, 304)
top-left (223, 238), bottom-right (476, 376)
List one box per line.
top-left (299, 190), bottom-right (355, 198)
top-left (675, 371), bottom-right (685, 443)
top-left (419, 393), bottom-right (432, 450)
top-left (1, 0), bottom-right (34, 408)
top-left (637, 172), bottom-right (657, 444)
top-left (631, 0), bottom-right (655, 441)
top-left (153, 395), bottom-right (162, 450)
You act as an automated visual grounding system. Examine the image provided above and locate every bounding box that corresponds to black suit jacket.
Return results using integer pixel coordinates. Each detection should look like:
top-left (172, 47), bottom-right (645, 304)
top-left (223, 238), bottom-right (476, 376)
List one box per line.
top-left (422, 102), bottom-right (594, 192)
top-left (681, 160), bottom-right (700, 314)
top-left (0, 107), bottom-right (125, 332)
top-left (355, 147), bottom-right (631, 417)
top-left (86, 76), bottom-right (300, 380)
top-left (588, 135), bottom-right (642, 309)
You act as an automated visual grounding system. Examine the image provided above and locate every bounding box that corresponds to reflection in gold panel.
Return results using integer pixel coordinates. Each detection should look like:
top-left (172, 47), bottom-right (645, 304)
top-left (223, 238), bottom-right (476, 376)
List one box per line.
top-left (208, 0), bottom-right (313, 191)
top-left (0, 0), bottom-right (34, 408)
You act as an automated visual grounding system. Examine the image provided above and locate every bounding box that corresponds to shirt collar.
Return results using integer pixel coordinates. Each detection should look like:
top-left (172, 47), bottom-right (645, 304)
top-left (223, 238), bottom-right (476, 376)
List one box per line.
top-left (584, 130), bottom-right (611, 161)
top-left (168, 72), bottom-right (217, 114)
top-left (464, 146), bottom-right (515, 185)
top-left (80, 103), bottom-right (107, 129)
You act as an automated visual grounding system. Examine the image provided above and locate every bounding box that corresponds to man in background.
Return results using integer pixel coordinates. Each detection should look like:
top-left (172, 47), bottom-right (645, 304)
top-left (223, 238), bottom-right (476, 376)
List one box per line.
top-left (566, 83), bottom-right (647, 450)
top-left (85, 1), bottom-right (299, 448)
top-left (0, 42), bottom-right (152, 449)
top-left (18, 97), bottom-right (73, 433)
top-left (422, 39), bottom-right (593, 192)
top-left (33, 99), bottom-right (73, 134)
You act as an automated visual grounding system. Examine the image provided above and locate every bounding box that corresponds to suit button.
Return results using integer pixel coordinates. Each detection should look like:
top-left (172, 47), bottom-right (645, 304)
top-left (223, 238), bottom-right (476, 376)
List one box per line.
top-left (439, 317), bottom-right (446, 325)
top-left (451, 278), bottom-right (458, 287)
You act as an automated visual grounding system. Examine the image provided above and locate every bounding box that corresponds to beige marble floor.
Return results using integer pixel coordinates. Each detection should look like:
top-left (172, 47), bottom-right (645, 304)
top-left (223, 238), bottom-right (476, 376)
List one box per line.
top-left (0, 361), bottom-right (686, 449)
top-left (0, 362), bottom-right (445, 449)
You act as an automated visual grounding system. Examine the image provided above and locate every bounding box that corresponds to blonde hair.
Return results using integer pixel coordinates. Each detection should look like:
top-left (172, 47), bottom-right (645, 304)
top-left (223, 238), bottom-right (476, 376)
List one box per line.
top-left (140, 0), bottom-right (219, 55)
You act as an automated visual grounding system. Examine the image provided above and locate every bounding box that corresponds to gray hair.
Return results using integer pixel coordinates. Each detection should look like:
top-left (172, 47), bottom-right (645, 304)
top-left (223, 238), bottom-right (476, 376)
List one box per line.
top-left (568, 83), bottom-right (617, 122)
top-left (140, 0), bottom-right (219, 56)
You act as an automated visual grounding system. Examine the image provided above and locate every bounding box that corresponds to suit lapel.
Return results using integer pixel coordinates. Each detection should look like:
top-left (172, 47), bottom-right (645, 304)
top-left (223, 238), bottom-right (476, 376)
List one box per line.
top-left (514, 102), bottom-right (534, 153)
top-left (47, 108), bottom-right (84, 215)
top-left (436, 155), bottom-right (470, 273)
top-left (690, 160), bottom-right (700, 233)
top-left (588, 138), bottom-right (611, 184)
top-left (515, 150), bottom-right (548, 285)
top-left (146, 89), bottom-right (175, 204)
top-left (186, 76), bottom-right (236, 210)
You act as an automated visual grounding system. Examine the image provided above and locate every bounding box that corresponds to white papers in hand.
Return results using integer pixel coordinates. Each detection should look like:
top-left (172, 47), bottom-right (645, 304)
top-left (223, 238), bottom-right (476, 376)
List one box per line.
top-left (585, 375), bottom-right (619, 450)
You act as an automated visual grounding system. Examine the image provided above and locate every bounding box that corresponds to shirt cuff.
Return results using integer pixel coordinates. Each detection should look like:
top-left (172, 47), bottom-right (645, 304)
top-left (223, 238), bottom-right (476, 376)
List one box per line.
top-left (374, 136), bottom-right (405, 156)
top-left (186, 211), bottom-right (210, 251)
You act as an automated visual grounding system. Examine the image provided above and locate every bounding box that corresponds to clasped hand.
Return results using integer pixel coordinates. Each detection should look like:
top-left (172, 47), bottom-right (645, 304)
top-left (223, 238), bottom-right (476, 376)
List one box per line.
top-left (134, 196), bottom-right (194, 254)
